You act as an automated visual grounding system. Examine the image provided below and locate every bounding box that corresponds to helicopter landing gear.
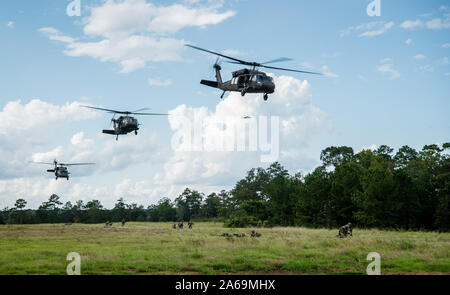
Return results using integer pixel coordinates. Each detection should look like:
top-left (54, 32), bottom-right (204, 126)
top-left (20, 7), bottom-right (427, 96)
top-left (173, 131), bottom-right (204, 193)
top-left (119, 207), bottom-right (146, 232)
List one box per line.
top-left (55, 176), bottom-right (58, 180)
top-left (264, 94), bottom-right (268, 101)
top-left (135, 130), bottom-right (138, 135)
top-left (67, 177), bottom-right (69, 181)
top-left (220, 91), bottom-right (226, 99)
top-left (241, 90), bottom-right (246, 97)
top-left (116, 135), bottom-right (119, 141)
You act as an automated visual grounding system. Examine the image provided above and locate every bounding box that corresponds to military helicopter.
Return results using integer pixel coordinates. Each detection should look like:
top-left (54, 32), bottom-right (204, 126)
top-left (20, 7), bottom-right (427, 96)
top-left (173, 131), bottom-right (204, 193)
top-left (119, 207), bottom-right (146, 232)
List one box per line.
top-left (186, 44), bottom-right (322, 101)
top-left (30, 160), bottom-right (95, 180)
top-left (81, 106), bottom-right (168, 141)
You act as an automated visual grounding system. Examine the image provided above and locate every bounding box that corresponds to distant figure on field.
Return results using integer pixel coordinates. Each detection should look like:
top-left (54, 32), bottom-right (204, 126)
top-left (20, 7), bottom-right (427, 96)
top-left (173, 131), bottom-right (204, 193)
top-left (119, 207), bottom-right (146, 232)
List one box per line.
top-left (188, 222), bottom-right (193, 229)
top-left (172, 223), bottom-right (177, 229)
top-left (337, 222), bottom-right (353, 238)
top-left (251, 230), bottom-right (261, 237)
top-left (121, 219), bottom-right (126, 227)
top-left (105, 221), bottom-right (112, 228)
top-left (178, 222), bottom-right (184, 229)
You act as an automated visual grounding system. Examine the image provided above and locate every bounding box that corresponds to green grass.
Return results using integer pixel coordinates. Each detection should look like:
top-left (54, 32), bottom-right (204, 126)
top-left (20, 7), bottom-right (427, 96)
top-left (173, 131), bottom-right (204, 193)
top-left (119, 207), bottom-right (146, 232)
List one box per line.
top-left (0, 222), bottom-right (448, 274)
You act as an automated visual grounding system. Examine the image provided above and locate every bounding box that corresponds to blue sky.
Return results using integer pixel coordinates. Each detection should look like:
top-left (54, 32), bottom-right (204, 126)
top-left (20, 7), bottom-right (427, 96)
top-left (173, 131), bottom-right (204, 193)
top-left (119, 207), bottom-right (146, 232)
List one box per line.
top-left (0, 0), bottom-right (449, 208)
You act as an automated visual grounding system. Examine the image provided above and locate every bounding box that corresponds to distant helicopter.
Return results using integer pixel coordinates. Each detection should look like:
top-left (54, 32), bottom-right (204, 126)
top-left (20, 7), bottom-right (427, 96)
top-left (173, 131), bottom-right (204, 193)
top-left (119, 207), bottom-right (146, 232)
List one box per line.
top-left (81, 106), bottom-right (168, 141)
top-left (186, 44), bottom-right (322, 101)
top-left (30, 160), bottom-right (95, 180)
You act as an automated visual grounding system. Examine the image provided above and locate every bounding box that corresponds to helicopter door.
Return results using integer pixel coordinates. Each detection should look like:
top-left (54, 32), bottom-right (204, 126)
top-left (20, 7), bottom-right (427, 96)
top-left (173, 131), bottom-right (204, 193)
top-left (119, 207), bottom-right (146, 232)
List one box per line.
top-left (237, 75), bottom-right (246, 88)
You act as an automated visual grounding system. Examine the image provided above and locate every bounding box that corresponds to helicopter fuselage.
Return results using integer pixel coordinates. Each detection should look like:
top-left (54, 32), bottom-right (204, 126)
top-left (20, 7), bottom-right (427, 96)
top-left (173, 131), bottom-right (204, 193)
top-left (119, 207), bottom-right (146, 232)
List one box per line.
top-left (103, 116), bottom-right (139, 134)
top-left (102, 116), bottom-right (140, 140)
top-left (82, 105), bottom-right (167, 141)
top-left (200, 65), bottom-right (275, 100)
top-left (186, 44), bottom-right (321, 101)
top-left (47, 166), bottom-right (69, 180)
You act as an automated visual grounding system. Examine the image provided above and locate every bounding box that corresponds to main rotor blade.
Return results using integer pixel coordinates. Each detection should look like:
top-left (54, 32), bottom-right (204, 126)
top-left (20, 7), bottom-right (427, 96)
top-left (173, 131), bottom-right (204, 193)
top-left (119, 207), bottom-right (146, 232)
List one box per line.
top-left (60, 163), bottom-right (96, 166)
top-left (29, 161), bottom-right (54, 165)
top-left (261, 65), bottom-right (322, 75)
top-left (131, 108), bottom-right (151, 113)
top-left (81, 105), bottom-right (123, 114)
top-left (130, 112), bottom-right (168, 116)
top-left (185, 44), bottom-right (249, 65)
top-left (261, 57), bottom-right (293, 65)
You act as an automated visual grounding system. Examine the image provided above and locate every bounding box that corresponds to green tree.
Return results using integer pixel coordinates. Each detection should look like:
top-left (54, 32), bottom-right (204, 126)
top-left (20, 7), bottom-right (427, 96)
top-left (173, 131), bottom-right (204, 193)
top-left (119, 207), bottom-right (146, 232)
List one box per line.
top-left (231, 168), bottom-right (269, 203)
top-left (10, 199), bottom-right (27, 224)
top-left (320, 146), bottom-right (354, 168)
top-left (148, 197), bottom-right (177, 221)
top-left (328, 162), bottom-right (361, 227)
top-left (84, 200), bottom-right (105, 223)
top-left (112, 198), bottom-right (127, 221)
top-left (354, 167), bottom-right (398, 228)
top-left (202, 193), bottom-right (220, 219)
top-left (263, 163), bottom-right (296, 226)
top-left (434, 150), bottom-right (450, 231)
top-left (175, 188), bottom-right (203, 221)
top-left (394, 145), bottom-right (418, 168)
top-left (295, 166), bottom-right (331, 227)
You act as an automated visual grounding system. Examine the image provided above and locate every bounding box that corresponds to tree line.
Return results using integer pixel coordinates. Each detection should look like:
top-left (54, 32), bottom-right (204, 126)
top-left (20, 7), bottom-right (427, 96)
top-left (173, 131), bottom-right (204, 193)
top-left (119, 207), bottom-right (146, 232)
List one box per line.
top-left (1, 143), bottom-right (448, 231)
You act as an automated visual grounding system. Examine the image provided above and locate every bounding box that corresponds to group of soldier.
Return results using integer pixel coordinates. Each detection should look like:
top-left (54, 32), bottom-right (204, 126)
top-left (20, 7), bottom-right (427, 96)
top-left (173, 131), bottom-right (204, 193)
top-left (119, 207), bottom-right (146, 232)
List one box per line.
top-left (98, 219), bottom-right (353, 238)
top-left (172, 222), bottom-right (194, 229)
top-left (68, 219), bottom-right (353, 240)
top-left (220, 230), bottom-right (261, 238)
top-left (104, 219), bottom-right (127, 228)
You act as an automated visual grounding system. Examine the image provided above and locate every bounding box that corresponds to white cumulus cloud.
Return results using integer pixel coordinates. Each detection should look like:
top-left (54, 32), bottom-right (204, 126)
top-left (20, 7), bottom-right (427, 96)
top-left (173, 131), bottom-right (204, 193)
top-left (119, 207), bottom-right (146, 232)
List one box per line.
top-left (154, 74), bottom-right (331, 187)
top-left (39, 0), bottom-right (235, 73)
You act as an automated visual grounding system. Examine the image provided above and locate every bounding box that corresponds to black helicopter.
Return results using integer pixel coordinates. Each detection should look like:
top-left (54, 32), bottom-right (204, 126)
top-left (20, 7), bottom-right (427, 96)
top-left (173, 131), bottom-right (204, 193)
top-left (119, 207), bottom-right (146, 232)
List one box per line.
top-left (186, 45), bottom-right (322, 101)
top-left (81, 106), bottom-right (168, 141)
top-left (30, 160), bottom-right (95, 180)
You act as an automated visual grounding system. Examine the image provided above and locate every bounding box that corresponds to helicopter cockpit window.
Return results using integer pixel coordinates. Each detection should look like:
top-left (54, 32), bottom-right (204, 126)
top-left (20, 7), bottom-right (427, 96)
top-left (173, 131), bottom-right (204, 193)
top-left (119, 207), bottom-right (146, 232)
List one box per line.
top-left (258, 75), bottom-right (273, 82)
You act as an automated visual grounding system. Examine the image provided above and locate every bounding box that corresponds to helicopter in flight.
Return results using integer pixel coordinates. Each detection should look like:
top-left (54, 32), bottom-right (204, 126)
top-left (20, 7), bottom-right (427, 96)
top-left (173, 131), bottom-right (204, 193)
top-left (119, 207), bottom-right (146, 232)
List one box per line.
top-left (185, 44), bottom-right (322, 101)
top-left (30, 160), bottom-right (95, 180)
top-left (81, 106), bottom-right (168, 141)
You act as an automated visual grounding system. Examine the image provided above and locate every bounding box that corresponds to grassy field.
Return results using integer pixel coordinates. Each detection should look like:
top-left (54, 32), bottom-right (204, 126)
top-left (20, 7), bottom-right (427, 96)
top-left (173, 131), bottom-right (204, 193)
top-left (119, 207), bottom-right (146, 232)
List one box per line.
top-left (0, 222), bottom-right (448, 275)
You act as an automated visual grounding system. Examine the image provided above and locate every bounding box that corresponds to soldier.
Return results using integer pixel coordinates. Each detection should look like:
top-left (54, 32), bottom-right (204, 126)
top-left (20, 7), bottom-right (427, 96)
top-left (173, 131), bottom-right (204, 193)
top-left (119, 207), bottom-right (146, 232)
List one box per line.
top-left (172, 223), bottom-right (177, 229)
top-left (251, 230), bottom-right (261, 237)
top-left (337, 222), bottom-right (353, 238)
top-left (121, 219), bottom-right (126, 227)
top-left (347, 222), bottom-right (353, 236)
top-left (178, 222), bottom-right (184, 229)
top-left (188, 222), bottom-right (193, 229)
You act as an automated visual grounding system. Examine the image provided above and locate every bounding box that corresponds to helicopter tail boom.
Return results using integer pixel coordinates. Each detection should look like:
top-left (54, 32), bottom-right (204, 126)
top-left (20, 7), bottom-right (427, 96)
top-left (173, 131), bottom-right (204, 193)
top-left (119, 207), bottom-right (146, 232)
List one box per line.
top-left (102, 130), bottom-right (116, 135)
top-left (200, 80), bottom-right (219, 88)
